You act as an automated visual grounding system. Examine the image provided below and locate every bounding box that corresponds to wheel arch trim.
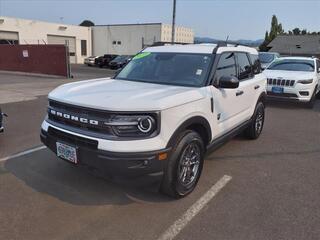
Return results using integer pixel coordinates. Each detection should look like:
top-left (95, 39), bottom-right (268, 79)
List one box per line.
top-left (166, 116), bottom-right (212, 149)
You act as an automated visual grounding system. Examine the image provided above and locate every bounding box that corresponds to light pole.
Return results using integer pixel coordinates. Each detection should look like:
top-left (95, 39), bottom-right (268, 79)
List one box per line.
top-left (171, 0), bottom-right (176, 44)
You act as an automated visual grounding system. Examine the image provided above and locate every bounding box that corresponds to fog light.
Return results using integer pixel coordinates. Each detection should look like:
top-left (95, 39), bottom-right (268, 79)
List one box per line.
top-left (143, 160), bottom-right (149, 166)
top-left (299, 91), bottom-right (309, 96)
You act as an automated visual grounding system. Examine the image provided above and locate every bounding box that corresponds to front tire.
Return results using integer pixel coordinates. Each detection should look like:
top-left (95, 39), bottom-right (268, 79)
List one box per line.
top-left (244, 101), bottom-right (265, 140)
top-left (160, 130), bottom-right (205, 198)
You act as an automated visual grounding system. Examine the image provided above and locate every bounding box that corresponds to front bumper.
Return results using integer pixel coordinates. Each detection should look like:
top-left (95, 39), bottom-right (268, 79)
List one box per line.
top-left (266, 86), bottom-right (313, 102)
top-left (40, 127), bottom-right (170, 177)
top-left (267, 92), bottom-right (301, 102)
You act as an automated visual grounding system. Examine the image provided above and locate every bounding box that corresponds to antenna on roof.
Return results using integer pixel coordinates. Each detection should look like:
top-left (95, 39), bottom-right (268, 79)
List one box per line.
top-left (225, 35), bottom-right (229, 44)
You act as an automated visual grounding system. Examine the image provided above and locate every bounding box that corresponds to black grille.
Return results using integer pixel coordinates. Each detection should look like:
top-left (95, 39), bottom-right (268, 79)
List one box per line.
top-left (267, 78), bottom-right (295, 87)
top-left (48, 100), bottom-right (115, 135)
top-left (47, 100), bottom-right (159, 139)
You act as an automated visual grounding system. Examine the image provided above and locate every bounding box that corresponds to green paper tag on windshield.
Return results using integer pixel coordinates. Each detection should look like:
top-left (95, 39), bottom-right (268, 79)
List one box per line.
top-left (133, 52), bottom-right (151, 60)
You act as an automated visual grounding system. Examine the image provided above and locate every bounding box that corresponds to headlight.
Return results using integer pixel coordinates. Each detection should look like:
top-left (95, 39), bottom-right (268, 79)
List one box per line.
top-left (297, 79), bottom-right (313, 84)
top-left (137, 116), bottom-right (155, 133)
top-left (105, 114), bottom-right (158, 137)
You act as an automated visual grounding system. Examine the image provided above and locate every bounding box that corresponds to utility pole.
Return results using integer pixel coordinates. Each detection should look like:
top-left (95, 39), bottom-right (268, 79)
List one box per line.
top-left (171, 0), bottom-right (176, 44)
top-left (0, 0), bottom-right (3, 16)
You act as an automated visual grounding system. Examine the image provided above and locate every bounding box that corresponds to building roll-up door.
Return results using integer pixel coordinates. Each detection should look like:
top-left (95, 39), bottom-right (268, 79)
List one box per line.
top-left (47, 35), bottom-right (76, 63)
top-left (0, 31), bottom-right (19, 44)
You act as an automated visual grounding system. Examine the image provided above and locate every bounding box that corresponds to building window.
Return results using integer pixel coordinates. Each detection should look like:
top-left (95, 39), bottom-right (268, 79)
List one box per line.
top-left (112, 40), bottom-right (122, 45)
top-left (81, 40), bottom-right (87, 56)
top-left (0, 39), bottom-right (19, 45)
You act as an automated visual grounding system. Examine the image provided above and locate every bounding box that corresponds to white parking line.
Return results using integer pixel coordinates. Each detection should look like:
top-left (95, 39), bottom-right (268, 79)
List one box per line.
top-left (157, 175), bottom-right (232, 240)
top-left (0, 145), bottom-right (46, 162)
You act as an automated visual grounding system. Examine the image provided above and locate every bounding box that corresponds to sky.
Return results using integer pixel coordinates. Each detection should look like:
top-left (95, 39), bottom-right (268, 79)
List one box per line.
top-left (0, 0), bottom-right (319, 40)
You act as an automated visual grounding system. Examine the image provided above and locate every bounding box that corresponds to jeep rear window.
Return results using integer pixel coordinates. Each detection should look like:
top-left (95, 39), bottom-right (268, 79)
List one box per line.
top-left (115, 52), bottom-right (213, 87)
top-left (267, 59), bottom-right (315, 72)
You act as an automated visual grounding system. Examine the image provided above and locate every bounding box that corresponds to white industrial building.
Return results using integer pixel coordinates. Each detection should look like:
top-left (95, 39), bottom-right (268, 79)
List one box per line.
top-left (92, 23), bottom-right (194, 56)
top-left (0, 17), bottom-right (195, 64)
top-left (0, 16), bottom-right (92, 63)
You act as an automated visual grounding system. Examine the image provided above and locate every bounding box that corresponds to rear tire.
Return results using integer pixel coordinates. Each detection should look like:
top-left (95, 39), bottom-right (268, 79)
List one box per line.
top-left (160, 130), bottom-right (205, 198)
top-left (244, 101), bottom-right (265, 140)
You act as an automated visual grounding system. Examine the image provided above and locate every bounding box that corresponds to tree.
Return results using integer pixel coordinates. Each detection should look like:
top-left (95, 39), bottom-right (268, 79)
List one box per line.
top-left (259, 15), bottom-right (283, 51)
top-left (292, 28), bottom-right (301, 35)
top-left (79, 20), bottom-right (95, 27)
top-left (301, 29), bottom-right (307, 35)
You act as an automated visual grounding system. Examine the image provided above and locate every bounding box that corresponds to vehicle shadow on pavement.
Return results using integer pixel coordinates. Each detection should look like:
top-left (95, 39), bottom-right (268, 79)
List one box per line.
top-left (205, 148), bottom-right (320, 161)
top-left (4, 149), bottom-right (173, 206)
top-left (266, 99), bottom-right (320, 112)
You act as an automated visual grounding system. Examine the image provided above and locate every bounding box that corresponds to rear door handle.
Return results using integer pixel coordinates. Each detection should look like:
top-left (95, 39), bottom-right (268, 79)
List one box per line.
top-left (236, 90), bottom-right (244, 96)
top-left (254, 85), bottom-right (260, 90)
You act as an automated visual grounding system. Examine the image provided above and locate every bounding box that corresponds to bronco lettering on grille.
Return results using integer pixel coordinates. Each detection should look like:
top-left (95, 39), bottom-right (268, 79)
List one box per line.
top-left (49, 109), bottom-right (99, 126)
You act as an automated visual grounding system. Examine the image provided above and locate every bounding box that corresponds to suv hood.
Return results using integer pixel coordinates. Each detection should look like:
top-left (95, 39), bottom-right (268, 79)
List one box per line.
top-left (48, 78), bottom-right (207, 111)
top-left (263, 70), bottom-right (315, 80)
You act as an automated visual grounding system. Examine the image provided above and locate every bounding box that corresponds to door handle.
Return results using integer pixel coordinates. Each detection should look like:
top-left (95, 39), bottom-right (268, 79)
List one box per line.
top-left (254, 85), bottom-right (260, 90)
top-left (236, 90), bottom-right (244, 96)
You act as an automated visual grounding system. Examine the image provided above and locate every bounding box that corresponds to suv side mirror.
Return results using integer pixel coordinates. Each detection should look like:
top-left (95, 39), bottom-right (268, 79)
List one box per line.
top-left (218, 76), bottom-right (239, 89)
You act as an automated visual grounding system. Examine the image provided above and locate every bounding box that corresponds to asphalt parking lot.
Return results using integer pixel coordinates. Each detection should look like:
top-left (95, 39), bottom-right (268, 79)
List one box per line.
top-left (1, 67), bottom-right (320, 240)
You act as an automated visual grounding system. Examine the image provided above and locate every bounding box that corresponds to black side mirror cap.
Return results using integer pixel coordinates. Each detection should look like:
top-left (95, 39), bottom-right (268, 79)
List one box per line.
top-left (218, 76), bottom-right (239, 89)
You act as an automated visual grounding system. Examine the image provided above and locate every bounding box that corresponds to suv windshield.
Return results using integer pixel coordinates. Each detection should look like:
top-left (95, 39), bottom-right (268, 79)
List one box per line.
top-left (115, 52), bottom-right (213, 87)
top-left (267, 59), bottom-right (315, 72)
top-left (259, 53), bottom-right (276, 63)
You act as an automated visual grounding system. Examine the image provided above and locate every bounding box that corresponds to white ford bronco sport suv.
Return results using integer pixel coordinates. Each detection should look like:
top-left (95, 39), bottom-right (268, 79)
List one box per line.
top-left (264, 57), bottom-right (320, 108)
top-left (41, 43), bottom-right (267, 198)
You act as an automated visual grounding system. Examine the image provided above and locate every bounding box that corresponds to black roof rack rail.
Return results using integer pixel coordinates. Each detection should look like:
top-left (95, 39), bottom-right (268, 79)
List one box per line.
top-left (212, 41), bottom-right (227, 53)
top-left (212, 41), bottom-right (251, 54)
